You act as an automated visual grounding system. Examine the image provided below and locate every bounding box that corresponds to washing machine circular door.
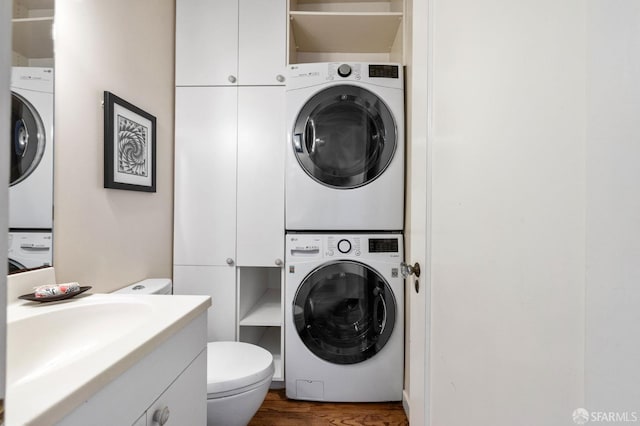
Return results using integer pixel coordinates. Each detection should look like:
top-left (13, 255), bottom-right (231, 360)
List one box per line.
top-left (291, 85), bottom-right (397, 189)
top-left (8, 258), bottom-right (27, 274)
top-left (292, 260), bottom-right (397, 365)
top-left (10, 92), bottom-right (46, 186)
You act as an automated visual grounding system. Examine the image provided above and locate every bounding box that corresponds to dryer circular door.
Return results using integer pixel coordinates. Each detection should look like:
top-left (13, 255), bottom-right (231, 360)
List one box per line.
top-left (291, 85), bottom-right (397, 189)
top-left (293, 260), bottom-right (397, 365)
top-left (10, 92), bottom-right (46, 186)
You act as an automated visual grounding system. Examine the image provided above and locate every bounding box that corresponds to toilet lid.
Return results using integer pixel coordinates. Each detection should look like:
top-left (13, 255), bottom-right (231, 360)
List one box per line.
top-left (207, 341), bottom-right (274, 396)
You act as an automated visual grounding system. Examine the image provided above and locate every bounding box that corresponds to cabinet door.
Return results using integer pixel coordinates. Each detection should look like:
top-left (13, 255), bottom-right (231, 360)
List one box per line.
top-left (146, 351), bottom-right (207, 426)
top-left (238, 0), bottom-right (286, 85)
top-left (236, 87), bottom-right (285, 267)
top-left (176, 0), bottom-right (238, 86)
top-left (174, 265), bottom-right (237, 341)
top-left (174, 87), bottom-right (237, 267)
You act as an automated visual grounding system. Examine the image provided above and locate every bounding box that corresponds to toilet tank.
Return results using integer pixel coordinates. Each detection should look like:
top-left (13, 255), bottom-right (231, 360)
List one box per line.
top-left (113, 278), bottom-right (172, 295)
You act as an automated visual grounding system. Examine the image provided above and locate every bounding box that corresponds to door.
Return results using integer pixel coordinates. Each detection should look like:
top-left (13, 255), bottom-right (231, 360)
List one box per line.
top-left (292, 260), bottom-right (397, 364)
top-left (174, 87), bottom-right (237, 267)
top-left (236, 87), bottom-right (285, 267)
top-left (406, 0), bottom-right (430, 424)
top-left (10, 92), bottom-right (46, 186)
top-left (238, 0), bottom-right (286, 85)
top-left (291, 85), bottom-right (398, 189)
top-left (175, 0), bottom-right (238, 86)
top-left (173, 265), bottom-right (237, 341)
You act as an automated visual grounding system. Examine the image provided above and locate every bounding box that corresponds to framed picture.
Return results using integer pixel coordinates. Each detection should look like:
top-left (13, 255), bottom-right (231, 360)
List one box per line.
top-left (103, 91), bottom-right (156, 192)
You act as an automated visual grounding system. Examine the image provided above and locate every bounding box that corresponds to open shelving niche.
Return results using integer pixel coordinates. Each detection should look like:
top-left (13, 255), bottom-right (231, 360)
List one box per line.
top-left (237, 267), bottom-right (284, 382)
top-left (288, 0), bottom-right (404, 64)
top-left (12, 0), bottom-right (54, 66)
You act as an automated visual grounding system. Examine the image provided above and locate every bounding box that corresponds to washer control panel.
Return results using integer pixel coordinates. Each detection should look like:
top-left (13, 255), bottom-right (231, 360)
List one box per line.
top-left (327, 236), bottom-right (362, 257)
top-left (287, 234), bottom-right (402, 261)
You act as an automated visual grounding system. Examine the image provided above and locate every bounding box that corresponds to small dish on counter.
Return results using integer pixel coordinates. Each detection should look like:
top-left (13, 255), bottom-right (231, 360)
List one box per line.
top-left (18, 286), bottom-right (92, 303)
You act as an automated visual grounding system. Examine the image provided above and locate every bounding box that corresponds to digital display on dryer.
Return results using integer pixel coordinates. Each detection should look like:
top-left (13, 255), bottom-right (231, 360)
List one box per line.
top-left (369, 65), bottom-right (399, 79)
top-left (368, 238), bottom-right (399, 253)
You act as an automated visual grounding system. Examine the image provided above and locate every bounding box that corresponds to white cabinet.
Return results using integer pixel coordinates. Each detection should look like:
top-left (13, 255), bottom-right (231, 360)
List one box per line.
top-left (60, 313), bottom-right (207, 426)
top-left (236, 86), bottom-right (285, 267)
top-left (174, 2), bottom-right (286, 381)
top-left (174, 86), bottom-right (237, 267)
top-left (173, 86), bottom-right (284, 343)
top-left (12, 0), bottom-right (55, 66)
top-left (288, 0), bottom-right (404, 64)
top-left (174, 265), bottom-right (237, 342)
top-left (174, 86), bottom-right (284, 268)
top-left (176, 0), bottom-right (286, 86)
top-left (145, 351), bottom-right (207, 426)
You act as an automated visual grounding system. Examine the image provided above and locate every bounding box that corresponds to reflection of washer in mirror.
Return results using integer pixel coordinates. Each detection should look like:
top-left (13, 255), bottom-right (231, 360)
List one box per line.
top-left (291, 85), bottom-right (397, 189)
top-left (10, 92), bottom-right (46, 187)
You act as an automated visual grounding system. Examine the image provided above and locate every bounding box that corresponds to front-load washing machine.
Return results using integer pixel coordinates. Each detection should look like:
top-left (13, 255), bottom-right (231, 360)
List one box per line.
top-left (10, 67), bottom-right (54, 229)
top-left (285, 62), bottom-right (404, 231)
top-left (285, 233), bottom-right (404, 401)
top-left (8, 231), bottom-right (53, 274)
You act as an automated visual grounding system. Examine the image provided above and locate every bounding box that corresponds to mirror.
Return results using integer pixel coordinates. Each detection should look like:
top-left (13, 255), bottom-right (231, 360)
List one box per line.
top-left (8, 0), bottom-right (55, 274)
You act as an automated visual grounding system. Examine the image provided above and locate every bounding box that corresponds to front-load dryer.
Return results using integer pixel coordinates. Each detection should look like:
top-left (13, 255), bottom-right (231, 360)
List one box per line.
top-left (285, 233), bottom-right (404, 401)
top-left (10, 67), bottom-right (54, 229)
top-left (285, 62), bottom-right (404, 231)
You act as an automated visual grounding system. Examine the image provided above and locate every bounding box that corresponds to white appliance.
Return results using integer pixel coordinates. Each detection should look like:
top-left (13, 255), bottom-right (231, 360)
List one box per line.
top-left (8, 231), bottom-right (53, 273)
top-left (285, 233), bottom-right (404, 401)
top-left (10, 67), bottom-right (54, 229)
top-left (285, 62), bottom-right (405, 231)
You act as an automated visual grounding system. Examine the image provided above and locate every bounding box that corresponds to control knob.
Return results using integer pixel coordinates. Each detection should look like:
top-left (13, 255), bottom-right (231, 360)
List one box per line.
top-left (337, 239), bottom-right (352, 254)
top-left (337, 64), bottom-right (352, 78)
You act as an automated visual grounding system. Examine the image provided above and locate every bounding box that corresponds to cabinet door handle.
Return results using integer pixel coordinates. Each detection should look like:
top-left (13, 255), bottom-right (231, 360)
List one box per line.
top-left (152, 406), bottom-right (170, 425)
top-left (226, 258), bottom-right (235, 266)
top-left (228, 75), bottom-right (237, 83)
top-left (275, 258), bottom-right (283, 266)
top-left (276, 74), bottom-right (285, 83)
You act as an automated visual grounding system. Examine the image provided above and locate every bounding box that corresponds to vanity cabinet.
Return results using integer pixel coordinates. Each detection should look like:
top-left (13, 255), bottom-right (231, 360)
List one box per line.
top-left (176, 0), bottom-right (286, 86)
top-left (59, 313), bottom-right (207, 426)
top-left (288, 0), bottom-right (404, 64)
top-left (12, 0), bottom-right (55, 66)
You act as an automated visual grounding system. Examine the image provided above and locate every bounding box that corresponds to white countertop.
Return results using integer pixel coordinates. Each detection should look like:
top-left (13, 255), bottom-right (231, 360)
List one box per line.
top-left (5, 293), bottom-right (211, 425)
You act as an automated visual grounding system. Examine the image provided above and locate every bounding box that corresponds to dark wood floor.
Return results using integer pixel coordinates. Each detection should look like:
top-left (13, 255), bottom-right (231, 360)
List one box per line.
top-left (249, 389), bottom-right (409, 426)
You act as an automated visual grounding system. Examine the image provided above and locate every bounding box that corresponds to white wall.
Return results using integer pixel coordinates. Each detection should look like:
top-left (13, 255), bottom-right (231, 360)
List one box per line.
top-left (586, 0), bottom-right (640, 413)
top-left (53, 1), bottom-right (175, 291)
top-left (429, 1), bottom-right (586, 424)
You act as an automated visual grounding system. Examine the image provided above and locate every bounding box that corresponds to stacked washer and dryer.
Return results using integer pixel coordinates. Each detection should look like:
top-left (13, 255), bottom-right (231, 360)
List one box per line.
top-left (284, 62), bottom-right (405, 402)
top-left (8, 68), bottom-right (54, 272)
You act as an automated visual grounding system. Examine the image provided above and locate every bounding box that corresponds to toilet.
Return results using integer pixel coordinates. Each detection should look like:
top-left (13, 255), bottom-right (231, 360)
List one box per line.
top-left (114, 279), bottom-right (275, 426)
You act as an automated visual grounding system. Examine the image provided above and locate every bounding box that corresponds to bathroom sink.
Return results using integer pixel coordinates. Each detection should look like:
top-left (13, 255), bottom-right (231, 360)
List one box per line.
top-left (6, 293), bottom-right (211, 425)
top-left (7, 298), bottom-right (153, 388)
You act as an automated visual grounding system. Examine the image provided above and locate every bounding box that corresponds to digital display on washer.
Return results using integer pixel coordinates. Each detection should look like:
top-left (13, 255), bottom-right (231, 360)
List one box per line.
top-left (369, 64), bottom-right (399, 79)
top-left (368, 238), bottom-right (399, 253)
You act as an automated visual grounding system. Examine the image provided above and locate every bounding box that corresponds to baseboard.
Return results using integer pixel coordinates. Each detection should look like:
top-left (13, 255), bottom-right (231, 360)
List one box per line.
top-left (402, 389), bottom-right (410, 419)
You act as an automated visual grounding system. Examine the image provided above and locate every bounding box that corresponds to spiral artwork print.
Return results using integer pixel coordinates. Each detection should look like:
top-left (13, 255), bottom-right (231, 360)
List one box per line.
top-left (117, 115), bottom-right (148, 177)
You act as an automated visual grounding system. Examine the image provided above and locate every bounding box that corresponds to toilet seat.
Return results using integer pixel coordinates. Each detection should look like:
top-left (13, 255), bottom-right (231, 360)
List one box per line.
top-left (207, 341), bottom-right (274, 399)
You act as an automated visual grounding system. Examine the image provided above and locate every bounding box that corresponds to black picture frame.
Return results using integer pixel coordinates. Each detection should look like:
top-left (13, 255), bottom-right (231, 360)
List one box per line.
top-left (103, 91), bottom-right (156, 192)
